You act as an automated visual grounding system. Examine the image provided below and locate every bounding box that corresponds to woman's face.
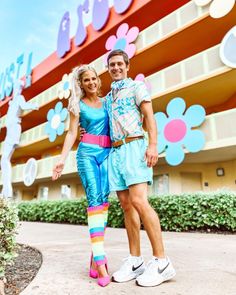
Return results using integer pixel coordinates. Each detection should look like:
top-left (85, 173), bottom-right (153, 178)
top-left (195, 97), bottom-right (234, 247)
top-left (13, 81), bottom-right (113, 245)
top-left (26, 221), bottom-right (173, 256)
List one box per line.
top-left (80, 70), bottom-right (98, 96)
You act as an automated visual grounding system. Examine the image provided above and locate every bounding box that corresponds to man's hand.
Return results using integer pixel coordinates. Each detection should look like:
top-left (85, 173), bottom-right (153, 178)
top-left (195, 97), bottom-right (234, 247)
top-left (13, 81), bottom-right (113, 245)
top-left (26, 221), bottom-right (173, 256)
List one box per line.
top-left (52, 161), bottom-right (65, 180)
top-left (79, 126), bottom-right (86, 140)
top-left (144, 144), bottom-right (158, 167)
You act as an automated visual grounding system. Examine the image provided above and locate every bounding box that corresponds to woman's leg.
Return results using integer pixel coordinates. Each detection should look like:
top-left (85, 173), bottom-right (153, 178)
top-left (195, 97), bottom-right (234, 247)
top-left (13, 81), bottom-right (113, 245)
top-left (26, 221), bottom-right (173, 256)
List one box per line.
top-left (103, 202), bottom-right (109, 231)
top-left (87, 205), bottom-right (106, 266)
top-left (99, 157), bottom-right (110, 231)
top-left (77, 154), bottom-right (108, 278)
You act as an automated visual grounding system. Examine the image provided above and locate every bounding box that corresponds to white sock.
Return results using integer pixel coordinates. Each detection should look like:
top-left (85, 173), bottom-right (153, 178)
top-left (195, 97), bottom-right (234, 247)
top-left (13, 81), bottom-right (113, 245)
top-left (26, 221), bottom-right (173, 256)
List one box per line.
top-left (153, 256), bottom-right (168, 268)
top-left (131, 255), bottom-right (143, 265)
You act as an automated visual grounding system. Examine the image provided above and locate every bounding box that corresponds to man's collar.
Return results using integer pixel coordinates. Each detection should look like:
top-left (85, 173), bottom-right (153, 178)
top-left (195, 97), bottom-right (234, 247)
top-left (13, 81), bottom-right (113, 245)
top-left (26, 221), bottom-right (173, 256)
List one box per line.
top-left (111, 78), bottom-right (131, 91)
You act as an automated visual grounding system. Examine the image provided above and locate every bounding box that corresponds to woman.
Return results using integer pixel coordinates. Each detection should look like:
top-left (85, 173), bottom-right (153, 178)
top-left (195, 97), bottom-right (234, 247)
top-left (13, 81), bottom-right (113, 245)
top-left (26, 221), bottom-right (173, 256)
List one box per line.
top-left (52, 65), bottom-right (111, 287)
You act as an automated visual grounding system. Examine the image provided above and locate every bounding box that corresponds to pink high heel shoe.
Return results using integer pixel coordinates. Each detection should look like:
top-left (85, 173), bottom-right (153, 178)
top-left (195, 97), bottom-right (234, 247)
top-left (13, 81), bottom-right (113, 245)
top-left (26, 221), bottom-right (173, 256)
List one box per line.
top-left (97, 263), bottom-right (110, 287)
top-left (97, 275), bottom-right (110, 287)
top-left (89, 255), bottom-right (98, 279)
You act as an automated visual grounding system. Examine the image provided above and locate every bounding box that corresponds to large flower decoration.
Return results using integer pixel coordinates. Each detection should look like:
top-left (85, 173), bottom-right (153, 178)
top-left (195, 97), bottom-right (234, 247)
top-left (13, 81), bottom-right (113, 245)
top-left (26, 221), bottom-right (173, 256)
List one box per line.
top-left (134, 73), bottom-right (152, 94)
top-left (105, 23), bottom-right (139, 64)
top-left (58, 73), bottom-right (73, 100)
top-left (45, 101), bottom-right (68, 142)
top-left (193, 0), bottom-right (235, 18)
top-left (220, 26), bottom-right (236, 68)
top-left (155, 98), bottom-right (206, 166)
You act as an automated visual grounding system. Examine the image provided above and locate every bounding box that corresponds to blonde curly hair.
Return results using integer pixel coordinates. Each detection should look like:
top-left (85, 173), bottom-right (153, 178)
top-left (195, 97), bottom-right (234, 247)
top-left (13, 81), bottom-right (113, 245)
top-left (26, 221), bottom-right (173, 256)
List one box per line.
top-left (68, 65), bottom-right (101, 116)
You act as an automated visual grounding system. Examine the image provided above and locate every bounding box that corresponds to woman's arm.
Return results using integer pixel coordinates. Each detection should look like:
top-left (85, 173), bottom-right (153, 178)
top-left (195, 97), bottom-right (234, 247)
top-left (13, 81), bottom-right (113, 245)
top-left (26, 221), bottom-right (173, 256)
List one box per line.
top-left (52, 112), bottom-right (79, 180)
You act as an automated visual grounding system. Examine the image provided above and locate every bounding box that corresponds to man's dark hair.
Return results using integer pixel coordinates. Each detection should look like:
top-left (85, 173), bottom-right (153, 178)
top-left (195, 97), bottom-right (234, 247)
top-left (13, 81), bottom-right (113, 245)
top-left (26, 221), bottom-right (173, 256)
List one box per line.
top-left (107, 49), bottom-right (130, 66)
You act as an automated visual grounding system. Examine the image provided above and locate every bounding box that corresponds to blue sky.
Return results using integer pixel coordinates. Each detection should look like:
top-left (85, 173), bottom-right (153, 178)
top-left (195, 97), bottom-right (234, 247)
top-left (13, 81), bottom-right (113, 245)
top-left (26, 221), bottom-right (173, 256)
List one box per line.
top-left (0, 0), bottom-right (113, 73)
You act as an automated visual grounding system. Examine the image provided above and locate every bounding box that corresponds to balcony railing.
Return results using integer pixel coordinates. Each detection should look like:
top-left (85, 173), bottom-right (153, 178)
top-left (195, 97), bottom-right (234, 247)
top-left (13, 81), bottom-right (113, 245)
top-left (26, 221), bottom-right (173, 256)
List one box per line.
top-left (0, 40), bottom-right (230, 156)
top-left (0, 107), bottom-right (235, 185)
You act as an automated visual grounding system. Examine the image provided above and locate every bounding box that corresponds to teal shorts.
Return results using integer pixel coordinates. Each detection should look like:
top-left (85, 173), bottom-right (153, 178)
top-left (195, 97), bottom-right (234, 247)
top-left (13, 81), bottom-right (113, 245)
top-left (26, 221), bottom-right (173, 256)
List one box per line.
top-left (108, 138), bottom-right (153, 191)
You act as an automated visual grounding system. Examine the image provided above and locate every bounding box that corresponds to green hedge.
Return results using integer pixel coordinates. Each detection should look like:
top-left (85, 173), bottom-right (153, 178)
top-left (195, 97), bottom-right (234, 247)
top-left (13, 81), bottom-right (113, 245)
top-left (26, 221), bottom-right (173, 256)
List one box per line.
top-left (148, 192), bottom-right (236, 232)
top-left (0, 198), bottom-right (19, 278)
top-left (17, 191), bottom-right (236, 232)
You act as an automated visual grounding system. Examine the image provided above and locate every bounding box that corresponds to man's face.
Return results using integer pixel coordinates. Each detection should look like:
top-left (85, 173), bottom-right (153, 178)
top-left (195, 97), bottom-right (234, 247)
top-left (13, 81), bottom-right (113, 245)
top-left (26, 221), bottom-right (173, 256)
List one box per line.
top-left (107, 55), bottom-right (129, 81)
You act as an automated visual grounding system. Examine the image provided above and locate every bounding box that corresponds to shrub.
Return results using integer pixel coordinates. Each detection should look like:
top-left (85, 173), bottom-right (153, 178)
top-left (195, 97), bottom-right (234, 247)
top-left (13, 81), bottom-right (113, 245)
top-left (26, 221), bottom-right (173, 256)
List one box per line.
top-left (149, 191), bottom-right (236, 232)
top-left (0, 198), bottom-right (19, 279)
top-left (17, 191), bottom-right (236, 232)
top-left (18, 199), bottom-right (88, 224)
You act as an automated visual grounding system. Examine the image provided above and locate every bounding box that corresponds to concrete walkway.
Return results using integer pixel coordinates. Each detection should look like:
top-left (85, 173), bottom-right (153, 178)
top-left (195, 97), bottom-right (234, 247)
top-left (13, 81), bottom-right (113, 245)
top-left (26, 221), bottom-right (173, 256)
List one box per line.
top-left (17, 222), bottom-right (236, 295)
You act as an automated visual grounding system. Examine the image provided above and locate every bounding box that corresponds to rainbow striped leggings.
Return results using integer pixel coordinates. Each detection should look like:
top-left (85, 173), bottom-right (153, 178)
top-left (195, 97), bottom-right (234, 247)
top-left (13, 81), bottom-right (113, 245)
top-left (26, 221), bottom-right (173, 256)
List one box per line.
top-left (77, 144), bottom-right (110, 265)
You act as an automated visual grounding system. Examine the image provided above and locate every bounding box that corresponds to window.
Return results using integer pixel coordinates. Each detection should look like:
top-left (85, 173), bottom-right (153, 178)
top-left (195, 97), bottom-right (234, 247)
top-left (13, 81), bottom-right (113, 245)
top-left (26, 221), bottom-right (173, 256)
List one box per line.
top-left (61, 185), bottom-right (71, 199)
top-left (13, 190), bottom-right (19, 200)
top-left (39, 187), bottom-right (49, 200)
top-left (149, 174), bottom-right (169, 195)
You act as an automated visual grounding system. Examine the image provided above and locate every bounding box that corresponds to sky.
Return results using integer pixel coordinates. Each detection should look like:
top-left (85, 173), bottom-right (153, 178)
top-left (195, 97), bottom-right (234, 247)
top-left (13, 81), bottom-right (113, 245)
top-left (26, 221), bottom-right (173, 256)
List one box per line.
top-left (0, 0), bottom-right (113, 73)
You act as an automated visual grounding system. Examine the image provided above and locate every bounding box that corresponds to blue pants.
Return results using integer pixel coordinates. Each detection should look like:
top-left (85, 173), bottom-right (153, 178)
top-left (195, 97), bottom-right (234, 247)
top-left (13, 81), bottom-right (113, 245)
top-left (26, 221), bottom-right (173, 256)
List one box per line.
top-left (76, 142), bottom-right (110, 207)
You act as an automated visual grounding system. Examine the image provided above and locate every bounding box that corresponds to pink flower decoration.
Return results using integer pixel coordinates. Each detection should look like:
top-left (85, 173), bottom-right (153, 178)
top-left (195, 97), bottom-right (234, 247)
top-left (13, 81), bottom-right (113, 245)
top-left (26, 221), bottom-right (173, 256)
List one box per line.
top-left (105, 23), bottom-right (139, 64)
top-left (134, 73), bottom-right (152, 93)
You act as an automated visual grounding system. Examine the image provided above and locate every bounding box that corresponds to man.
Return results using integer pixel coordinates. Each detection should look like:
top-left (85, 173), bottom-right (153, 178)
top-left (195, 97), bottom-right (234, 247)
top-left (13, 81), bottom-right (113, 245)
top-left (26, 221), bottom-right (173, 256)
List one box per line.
top-left (105, 49), bottom-right (176, 287)
top-left (0, 79), bottom-right (38, 198)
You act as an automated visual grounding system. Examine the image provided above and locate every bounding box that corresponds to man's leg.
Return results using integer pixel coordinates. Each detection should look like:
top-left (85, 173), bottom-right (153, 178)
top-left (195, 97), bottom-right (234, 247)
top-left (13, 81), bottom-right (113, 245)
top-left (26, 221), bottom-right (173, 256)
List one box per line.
top-left (117, 190), bottom-right (141, 256)
top-left (112, 189), bottom-right (145, 282)
top-left (129, 182), bottom-right (175, 287)
top-left (0, 143), bottom-right (15, 198)
top-left (129, 183), bottom-right (165, 257)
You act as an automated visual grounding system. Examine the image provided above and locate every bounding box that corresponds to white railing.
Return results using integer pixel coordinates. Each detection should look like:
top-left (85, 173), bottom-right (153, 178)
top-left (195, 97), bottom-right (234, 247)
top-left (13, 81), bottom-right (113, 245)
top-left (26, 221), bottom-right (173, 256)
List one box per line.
top-left (0, 41), bottom-right (229, 155)
top-left (0, 107), bottom-right (235, 185)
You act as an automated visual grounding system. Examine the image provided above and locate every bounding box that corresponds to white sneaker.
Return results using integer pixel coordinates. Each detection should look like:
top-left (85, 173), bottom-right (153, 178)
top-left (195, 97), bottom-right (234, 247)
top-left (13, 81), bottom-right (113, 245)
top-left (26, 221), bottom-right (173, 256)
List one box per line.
top-left (136, 257), bottom-right (176, 287)
top-left (112, 255), bottom-right (145, 283)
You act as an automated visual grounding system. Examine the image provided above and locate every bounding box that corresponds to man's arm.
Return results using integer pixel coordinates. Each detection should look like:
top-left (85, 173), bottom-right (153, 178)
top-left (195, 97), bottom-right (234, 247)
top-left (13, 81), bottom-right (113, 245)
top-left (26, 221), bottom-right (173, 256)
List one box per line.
top-left (140, 101), bottom-right (158, 167)
top-left (142, 117), bottom-right (147, 131)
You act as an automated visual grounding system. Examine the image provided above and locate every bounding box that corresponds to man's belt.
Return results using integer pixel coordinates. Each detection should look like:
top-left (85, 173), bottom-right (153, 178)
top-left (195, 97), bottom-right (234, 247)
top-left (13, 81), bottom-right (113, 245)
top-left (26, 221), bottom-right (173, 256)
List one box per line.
top-left (112, 136), bottom-right (144, 148)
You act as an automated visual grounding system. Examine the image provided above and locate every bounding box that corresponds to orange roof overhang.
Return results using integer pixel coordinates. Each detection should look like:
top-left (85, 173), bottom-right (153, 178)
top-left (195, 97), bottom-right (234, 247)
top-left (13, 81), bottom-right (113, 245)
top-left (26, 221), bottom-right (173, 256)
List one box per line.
top-left (0, 0), bottom-right (190, 115)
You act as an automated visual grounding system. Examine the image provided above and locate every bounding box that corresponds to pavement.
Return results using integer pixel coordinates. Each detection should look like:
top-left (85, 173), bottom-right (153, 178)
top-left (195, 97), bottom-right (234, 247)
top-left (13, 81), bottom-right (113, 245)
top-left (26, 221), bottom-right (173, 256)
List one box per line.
top-left (17, 222), bottom-right (236, 295)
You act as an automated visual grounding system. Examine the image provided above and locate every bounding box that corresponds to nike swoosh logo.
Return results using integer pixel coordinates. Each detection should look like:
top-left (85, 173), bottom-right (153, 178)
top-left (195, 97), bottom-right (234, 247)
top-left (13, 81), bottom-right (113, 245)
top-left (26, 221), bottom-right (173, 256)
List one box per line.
top-left (158, 262), bottom-right (169, 274)
top-left (132, 262), bottom-right (144, 272)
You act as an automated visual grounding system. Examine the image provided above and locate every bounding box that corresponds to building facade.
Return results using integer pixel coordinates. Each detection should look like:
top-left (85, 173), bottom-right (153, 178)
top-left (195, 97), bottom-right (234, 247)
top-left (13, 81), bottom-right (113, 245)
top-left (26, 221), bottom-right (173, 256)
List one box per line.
top-left (0, 0), bottom-right (236, 200)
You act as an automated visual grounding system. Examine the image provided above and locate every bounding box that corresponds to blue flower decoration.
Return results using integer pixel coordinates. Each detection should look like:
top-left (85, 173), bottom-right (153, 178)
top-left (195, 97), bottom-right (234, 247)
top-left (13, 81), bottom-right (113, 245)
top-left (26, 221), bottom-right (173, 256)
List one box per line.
top-left (45, 101), bottom-right (68, 142)
top-left (58, 73), bottom-right (73, 99)
top-left (155, 98), bottom-right (206, 166)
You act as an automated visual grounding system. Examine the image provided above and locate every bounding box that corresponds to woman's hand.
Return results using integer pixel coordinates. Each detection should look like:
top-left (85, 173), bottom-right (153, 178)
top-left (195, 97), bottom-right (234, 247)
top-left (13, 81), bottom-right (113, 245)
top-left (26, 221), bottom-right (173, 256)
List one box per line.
top-left (52, 160), bottom-right (65, 180)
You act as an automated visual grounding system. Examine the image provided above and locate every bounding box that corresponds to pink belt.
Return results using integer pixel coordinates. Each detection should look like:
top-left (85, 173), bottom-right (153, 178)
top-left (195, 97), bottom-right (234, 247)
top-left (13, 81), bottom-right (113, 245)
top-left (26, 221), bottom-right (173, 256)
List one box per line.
top-left (81, 133), bottom-right (111, 148)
